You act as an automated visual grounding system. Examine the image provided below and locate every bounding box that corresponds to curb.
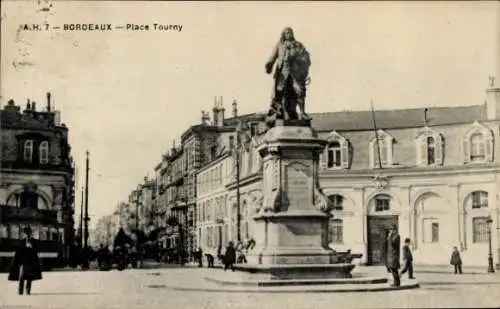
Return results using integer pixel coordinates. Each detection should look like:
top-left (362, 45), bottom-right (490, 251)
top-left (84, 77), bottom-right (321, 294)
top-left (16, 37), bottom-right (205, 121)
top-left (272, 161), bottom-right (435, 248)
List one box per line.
top-left (149, 282), bottom-right (420, 293)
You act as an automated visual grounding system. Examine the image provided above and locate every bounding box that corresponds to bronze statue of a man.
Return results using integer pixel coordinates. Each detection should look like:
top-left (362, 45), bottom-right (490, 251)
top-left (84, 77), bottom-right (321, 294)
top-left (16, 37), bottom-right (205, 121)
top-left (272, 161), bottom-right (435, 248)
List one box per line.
top-left (265, 27), bottom-right (311, 124)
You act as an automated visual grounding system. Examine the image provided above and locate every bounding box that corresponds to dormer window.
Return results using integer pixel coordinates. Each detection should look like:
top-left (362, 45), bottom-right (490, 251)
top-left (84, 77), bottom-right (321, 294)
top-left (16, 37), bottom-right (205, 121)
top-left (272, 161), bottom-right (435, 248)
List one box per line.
top-left (23, 140), bottom-right (33, 162)
top-left (470, 133), bottom-right (485, 162)
top-left (39, 141), bottom-right (49, 164)
top-left (463, 121), bottom-right (494, 164)
top-left (327, 141), bottom-right (341, 168)
top-left (321, 131), bottom-right (351, 169)
top-left (369, 130), bottom-right (394, 168)
top-left (415, 128), bottom-right (444, 166)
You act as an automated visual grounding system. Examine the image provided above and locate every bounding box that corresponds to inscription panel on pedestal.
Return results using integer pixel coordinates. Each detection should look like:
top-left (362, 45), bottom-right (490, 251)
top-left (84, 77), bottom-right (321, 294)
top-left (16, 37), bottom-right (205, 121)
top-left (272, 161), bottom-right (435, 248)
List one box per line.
top-left (285, 163), bottom-right (312, 211)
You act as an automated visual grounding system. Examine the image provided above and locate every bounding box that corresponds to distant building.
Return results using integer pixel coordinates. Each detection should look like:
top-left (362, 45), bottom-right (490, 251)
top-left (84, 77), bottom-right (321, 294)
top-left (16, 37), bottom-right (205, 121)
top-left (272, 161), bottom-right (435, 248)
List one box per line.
top-left (0, 93), bottom-right (76, 268)
top-left (195, 83), bottom-right (500, 267)
top-left (153, 97), bottom-right (264, 260)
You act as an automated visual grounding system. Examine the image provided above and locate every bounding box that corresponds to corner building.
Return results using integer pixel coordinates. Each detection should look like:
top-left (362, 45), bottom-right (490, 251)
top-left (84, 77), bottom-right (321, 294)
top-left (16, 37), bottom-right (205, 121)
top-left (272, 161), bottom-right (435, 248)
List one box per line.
top-left (0, 94), bottom-right (76, 269)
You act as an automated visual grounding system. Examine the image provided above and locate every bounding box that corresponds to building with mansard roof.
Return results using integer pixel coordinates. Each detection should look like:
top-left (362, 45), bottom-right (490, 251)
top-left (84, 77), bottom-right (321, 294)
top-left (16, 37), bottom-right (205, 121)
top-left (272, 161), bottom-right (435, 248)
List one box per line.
top-left (195, 83), bottom-right (500, 267)
top-left (0, 93), bottom-right (76, 269)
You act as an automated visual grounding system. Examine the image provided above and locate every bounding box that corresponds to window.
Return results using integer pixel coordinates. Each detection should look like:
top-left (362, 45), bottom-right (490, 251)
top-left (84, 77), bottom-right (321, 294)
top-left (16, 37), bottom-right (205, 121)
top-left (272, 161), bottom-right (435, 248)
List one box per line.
top-left (416, 131), bottom-right (444, 166)
top-left (471, 191), bottom-right (488, 209)
top-left (470, 133), bottom-right (485, 162)
top-left (427, 137), bottom-right (435, 165)
top-left (463, 123), bottom-right (494, 164)
top-left (251, 123), bottom-right (259, 136)
top-left (10, 225), bottom-right (20, 239)
top-left (210, 145), bottom-right (217, 160)
top-left (39, 141), bottom-right (49, 164)
top-left (31, 226), bottom-right (40, 239)
top-left (374, 195), bottom-right (390, 212)
top-left (327, 142), bottom-right (341, 168)
top-left (422, 219), bottom-right (439, 243)
top-left (322, 132), bottom-right (350, 169)
top-left (431, 222), bottom-right (439, 243)
top-left (23, 140), bottom-right (33, 162)
top-left (229, 136), bottom-right (235, 150)
top-left (0, 224), bottom-right (7, 238)
top-left (329, 219), bottom-right (343, 244)
top-left (370, 131), bottom-right (393, 168)
top-left (373, 138), bottom-right (388, 166)
top-left (51, 228), bottom-right (58, 241)
top-left (328, 195), bottom-right (344, 211)
top-left (472, 217), bottom-right (489, 243)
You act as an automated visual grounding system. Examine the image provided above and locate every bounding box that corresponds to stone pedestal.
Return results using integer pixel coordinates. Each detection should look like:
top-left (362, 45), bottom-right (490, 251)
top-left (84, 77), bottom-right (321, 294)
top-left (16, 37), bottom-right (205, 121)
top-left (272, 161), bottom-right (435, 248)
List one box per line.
top-left (232, 119), bottom-right (354, 280)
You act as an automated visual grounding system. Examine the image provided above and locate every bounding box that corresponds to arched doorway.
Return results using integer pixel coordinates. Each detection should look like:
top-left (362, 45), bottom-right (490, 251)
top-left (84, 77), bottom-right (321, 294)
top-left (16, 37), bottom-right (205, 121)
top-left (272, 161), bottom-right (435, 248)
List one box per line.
top-left (366, 193), bottom-right (399, 265)
top-left (413, 192), bottom-right (452, 248)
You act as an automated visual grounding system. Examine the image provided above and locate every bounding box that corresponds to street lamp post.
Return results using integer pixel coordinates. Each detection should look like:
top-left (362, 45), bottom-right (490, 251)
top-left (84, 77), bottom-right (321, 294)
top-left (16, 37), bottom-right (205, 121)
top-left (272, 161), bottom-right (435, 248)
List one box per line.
top-left (487, 215), bottom-right (495, 273)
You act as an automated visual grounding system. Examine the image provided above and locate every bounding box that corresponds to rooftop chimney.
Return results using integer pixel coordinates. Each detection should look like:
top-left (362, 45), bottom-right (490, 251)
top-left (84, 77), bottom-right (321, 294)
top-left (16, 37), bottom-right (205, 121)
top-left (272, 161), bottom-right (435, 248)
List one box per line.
top-left (232, 99), bottom-right (238, 117)
top-left (217, 96), bottom-right (225, 127)
top-left (424, 108), bottom-right (428, 126)
top-left (46, 92), bottom-right (51, 112)
top-left (212, 96), bottom-right (220, 126)
top-left (26, 99), bottom-right (31, 111)
top-left (201, 110), bottom-right (210, 125)
top-left (32, 101), bottom-right (36, 111)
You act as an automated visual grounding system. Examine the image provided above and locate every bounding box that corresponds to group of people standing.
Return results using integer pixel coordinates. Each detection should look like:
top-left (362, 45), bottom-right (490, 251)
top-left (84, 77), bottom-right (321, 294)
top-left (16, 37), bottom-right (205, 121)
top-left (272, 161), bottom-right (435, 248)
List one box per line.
top-left (195, 238), bottom-right (256, 271)
top-left (385, 224), bottom-right (464, 287)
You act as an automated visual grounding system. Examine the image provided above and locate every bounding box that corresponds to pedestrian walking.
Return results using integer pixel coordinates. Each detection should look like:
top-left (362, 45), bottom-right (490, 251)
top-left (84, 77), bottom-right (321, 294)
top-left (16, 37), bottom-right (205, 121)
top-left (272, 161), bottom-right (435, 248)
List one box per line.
top-left (386, 225), bottom-right (401, 287)
top-left (400, 238), bottom-right (415, 279)
top-left (8, 227), bottom-right (43, 295)
top-left (196, 247), bottom-right (203, 267)
top-left (205, 253), bottom-right (214, 268)
top-left (450, 246), bottom-right (463, 274)
top-left (223, 241), bottom-right (236, 271)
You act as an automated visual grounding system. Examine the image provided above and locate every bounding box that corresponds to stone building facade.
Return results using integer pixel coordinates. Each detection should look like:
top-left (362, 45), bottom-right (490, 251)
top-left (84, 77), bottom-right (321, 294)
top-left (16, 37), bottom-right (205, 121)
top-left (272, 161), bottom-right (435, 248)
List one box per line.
top-left (0, 93), bottom-right (76, 267)
top-left (195, 84), bottom-right (500, 267)
top-left (153, 98), bottom-right (263, 258)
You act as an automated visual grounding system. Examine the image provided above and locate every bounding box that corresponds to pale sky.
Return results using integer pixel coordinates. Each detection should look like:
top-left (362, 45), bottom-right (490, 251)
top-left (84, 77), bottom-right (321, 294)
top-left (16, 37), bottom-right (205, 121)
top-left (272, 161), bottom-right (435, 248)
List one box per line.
top-left (1, 1), bottom-right (498, 228)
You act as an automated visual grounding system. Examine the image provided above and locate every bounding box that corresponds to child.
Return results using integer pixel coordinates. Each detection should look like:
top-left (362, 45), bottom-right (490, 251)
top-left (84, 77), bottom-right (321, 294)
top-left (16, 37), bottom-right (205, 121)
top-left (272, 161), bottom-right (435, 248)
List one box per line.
top-left (400, 238), bottom-right (415, 279)
top-left (450, 246), bottom-right (463, 274)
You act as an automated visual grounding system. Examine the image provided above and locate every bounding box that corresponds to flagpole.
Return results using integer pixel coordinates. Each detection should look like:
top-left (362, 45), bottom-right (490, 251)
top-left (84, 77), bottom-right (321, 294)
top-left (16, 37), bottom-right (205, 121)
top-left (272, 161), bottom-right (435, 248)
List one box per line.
top-left (370, 100), bottom-right (383, 169)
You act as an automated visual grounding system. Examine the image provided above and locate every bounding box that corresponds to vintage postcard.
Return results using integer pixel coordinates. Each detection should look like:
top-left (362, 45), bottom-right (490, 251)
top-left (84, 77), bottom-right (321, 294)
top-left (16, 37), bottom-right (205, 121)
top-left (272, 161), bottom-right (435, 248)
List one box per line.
top-left (0, 1), bottom-right (499, 308)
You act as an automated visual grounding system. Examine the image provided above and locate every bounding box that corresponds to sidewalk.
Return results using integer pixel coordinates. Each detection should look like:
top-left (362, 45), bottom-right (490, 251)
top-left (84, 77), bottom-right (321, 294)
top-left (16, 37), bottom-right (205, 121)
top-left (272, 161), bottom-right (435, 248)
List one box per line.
top-left (413, 264), bottom-right (497, 275)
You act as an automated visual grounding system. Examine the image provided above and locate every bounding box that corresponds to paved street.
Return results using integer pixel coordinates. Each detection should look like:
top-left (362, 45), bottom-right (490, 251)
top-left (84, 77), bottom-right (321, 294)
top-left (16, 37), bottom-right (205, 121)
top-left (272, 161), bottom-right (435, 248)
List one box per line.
top-left (1, 267), bottom-right (499, 309)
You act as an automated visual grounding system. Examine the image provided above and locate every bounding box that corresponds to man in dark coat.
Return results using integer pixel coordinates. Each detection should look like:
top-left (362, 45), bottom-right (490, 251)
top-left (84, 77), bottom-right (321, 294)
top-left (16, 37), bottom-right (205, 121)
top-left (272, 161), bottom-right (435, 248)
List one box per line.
top-left (400, 238), bottom-right (415, 279)
top-left (386, 225), bottom-right (401, 287)
top-left (223, 241), bottom-right (236, 271)
top-left (8, 227), bottom-right (42, 295)
top-left (450, 246), bottom-right (463, 274)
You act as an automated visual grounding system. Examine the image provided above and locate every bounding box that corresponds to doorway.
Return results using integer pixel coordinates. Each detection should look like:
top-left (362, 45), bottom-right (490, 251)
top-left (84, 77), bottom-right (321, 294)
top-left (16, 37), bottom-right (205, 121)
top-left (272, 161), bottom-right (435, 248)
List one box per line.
top-left (367, 215), bottom-right (398, 265)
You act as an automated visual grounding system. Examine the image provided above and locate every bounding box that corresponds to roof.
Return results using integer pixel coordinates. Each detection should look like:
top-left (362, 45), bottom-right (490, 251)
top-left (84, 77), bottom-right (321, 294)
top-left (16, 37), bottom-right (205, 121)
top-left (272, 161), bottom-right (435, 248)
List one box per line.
top-left (309, 105), bottom-right (487, 132)
top-left (1, 106), bottom-right (65, 131)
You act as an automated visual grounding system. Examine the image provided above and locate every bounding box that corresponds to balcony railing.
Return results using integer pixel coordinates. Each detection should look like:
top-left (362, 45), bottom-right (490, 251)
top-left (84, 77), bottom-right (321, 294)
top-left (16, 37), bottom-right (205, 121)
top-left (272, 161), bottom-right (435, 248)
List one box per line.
top-left (0, 205), bottom-right (60, 225)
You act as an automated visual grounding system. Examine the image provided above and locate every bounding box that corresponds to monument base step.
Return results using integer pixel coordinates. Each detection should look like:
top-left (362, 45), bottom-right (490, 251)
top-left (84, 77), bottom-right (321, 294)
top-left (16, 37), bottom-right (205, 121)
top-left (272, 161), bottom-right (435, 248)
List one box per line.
top-left (232, 263), bottom-right (356, 280)
top-left (205, 273), bottom-right (388, 287)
